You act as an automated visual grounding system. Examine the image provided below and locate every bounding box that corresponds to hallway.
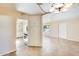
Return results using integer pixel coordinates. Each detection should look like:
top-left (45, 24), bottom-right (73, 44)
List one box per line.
top-left (16, 34), bottom-right (79, 56)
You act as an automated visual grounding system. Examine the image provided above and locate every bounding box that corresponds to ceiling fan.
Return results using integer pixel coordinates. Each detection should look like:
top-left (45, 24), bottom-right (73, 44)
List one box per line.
top-left (37, 3), bottom-right (73, 15)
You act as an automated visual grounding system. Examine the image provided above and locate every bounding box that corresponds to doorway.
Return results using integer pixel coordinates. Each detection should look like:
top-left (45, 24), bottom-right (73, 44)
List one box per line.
top-left (16, 19), bottom-right (28, 46)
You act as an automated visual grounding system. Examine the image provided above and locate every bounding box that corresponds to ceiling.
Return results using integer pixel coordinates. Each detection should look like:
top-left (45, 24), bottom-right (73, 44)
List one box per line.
top-left (16, 3), bottom-right (79, 23)
top-left (16, 3), bottom-right (55, 14)
top-left (0, 3), bottom-right (79, 23)
top-left (16, 3), bottom-right (79, 14)
top-left (42, 3), bottom-right (79, 23)
top-left (16, 3), bottom-right (44, 14)
top-left (0, 3), bottom-right (79, 15)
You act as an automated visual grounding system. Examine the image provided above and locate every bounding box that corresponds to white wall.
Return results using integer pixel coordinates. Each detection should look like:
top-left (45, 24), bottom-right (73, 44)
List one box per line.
top-left (59, 23), bottom-right (67, 39)
top-left (0, 15), bottom-right (15, 55)
top-left (67, 20), bottom-right (79, 41)
top-left (28, 15), bottom-right (42, 47)
top-left (51, 22), bottom-right (59, 38)
top-left (46, 18), bottom-right (79, 42)
top-left (59, 20), bottom-right (79, 42)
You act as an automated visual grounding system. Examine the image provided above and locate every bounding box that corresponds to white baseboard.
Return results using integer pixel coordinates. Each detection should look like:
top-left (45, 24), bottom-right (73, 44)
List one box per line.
top-left (59, 37), bottom-right (79, 42)
top-left (0, 49), bottom-right (16, 56)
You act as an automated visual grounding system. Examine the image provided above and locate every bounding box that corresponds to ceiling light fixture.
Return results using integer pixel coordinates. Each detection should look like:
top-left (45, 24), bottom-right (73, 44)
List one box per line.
top-left (37, 3), bottom-right (72, 14)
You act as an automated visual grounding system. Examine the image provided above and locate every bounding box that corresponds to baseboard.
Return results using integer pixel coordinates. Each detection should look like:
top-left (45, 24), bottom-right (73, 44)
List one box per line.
top-left (59, 37), bottom-right (79, 42)
top-left (28, 46), bottom-right (42, 48)
top-left (0, 49), bottom-right (16, 56)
